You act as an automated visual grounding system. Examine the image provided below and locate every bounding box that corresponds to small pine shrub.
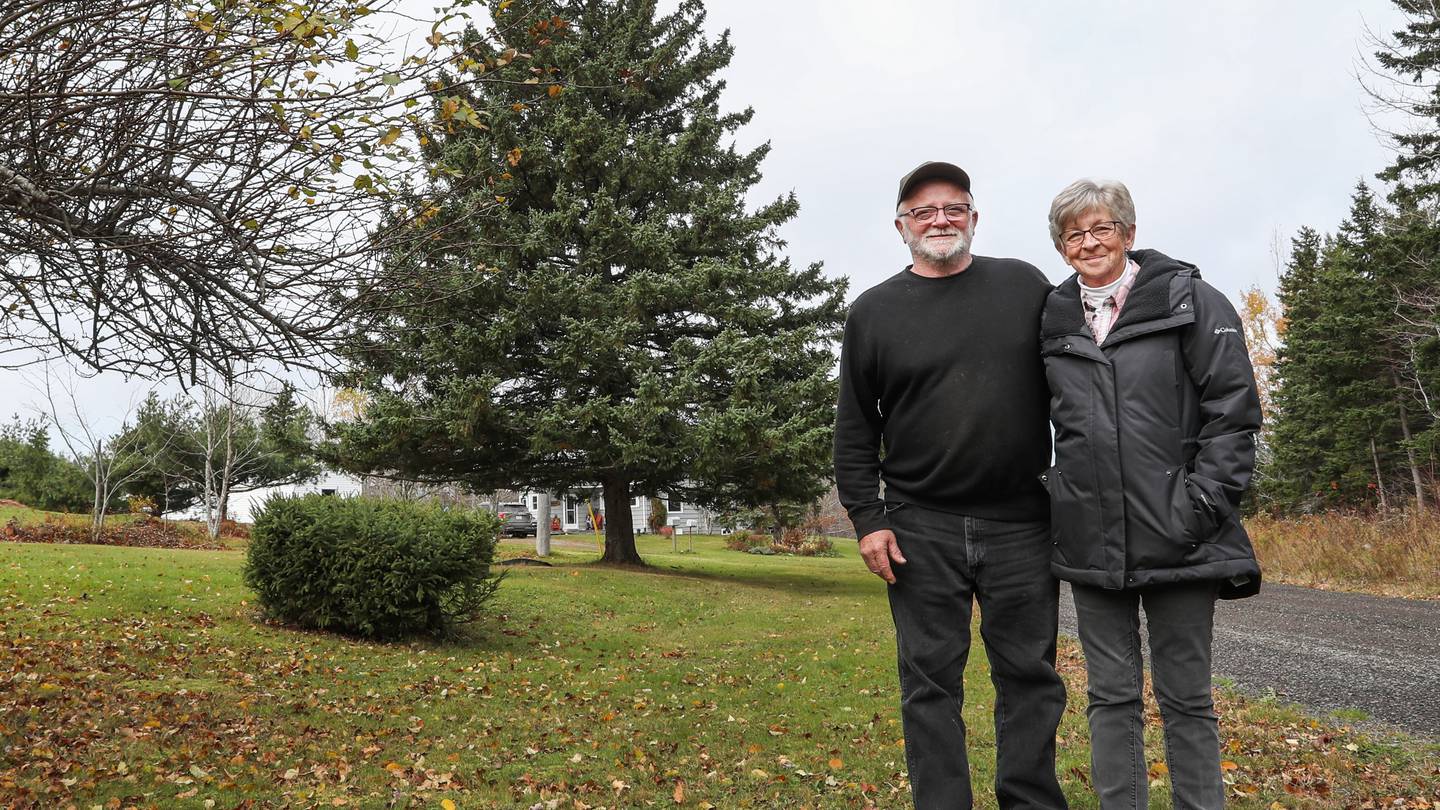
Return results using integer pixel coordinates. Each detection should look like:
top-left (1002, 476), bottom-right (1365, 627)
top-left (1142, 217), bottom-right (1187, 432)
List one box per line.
top-left (244, 495), bottom-right (502, 639)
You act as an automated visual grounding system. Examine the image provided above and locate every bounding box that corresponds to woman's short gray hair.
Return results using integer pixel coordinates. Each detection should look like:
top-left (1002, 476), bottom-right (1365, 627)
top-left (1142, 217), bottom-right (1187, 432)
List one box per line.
top-left (1047, 178), bottom-right (1136, 248)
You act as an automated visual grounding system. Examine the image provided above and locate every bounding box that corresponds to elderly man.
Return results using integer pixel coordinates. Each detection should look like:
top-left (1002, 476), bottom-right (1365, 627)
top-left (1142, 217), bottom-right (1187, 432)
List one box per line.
top-left (834, 162), bottom-right (1067, 810)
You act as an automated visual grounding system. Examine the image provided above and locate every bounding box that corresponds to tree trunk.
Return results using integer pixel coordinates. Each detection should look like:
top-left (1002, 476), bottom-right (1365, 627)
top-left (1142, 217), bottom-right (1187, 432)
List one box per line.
top-left (1371, 436), bottom-right (1390, 512)
top-left (203, 410), bottom-right (220, 539)
top-left (90, 452), bottom-right (105, 542)
top-left (599, 476), bottom-right (643, 565)
top-left (1392, 375), bottom-right (1427, 513)
top-left (217, 399), bottom-right (236, 534)
top-left (536, 491), bottom-right (552, 557)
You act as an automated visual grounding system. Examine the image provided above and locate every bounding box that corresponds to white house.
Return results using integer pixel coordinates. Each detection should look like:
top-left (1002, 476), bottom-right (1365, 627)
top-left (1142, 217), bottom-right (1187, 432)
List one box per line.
top-left (518, 487), bottom-right (724, 534)
top-left (168, 469), bottom-right (364, 524)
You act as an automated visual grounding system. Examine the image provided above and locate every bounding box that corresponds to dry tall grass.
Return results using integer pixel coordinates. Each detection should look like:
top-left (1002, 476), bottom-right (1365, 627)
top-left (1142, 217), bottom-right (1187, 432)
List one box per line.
top-left (1245, 511), bottom-right (1440, 599)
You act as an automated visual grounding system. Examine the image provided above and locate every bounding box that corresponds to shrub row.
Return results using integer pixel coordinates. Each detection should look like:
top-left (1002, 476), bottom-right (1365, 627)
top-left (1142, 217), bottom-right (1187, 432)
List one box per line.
top-left (1, 515), bottom-right (224, 550)
top-left (726, 529), bottom-right (837, 557)
top-left (245, 495), bottom-right (501, 639)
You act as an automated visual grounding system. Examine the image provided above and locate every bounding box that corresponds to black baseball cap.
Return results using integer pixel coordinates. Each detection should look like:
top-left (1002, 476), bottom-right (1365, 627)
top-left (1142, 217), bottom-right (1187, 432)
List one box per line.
top-left (896, 161), bottom-right (972, 206)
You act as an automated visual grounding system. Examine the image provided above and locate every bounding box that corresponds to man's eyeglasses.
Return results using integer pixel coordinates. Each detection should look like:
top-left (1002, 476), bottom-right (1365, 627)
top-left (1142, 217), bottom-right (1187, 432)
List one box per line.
top-left (1061, 221), bottom-right (1124, 247)
top-left (900, 203), bottom-right (974, 223)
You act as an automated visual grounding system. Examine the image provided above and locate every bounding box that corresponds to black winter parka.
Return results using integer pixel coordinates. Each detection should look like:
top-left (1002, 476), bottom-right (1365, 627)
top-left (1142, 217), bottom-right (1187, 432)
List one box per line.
top-left (1039, 249), bottom-right (1263, 599)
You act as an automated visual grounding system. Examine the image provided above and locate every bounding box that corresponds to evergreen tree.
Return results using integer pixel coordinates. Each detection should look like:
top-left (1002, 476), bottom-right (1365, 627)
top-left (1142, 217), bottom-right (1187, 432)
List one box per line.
top-left (1326, 184), bottom-right (1405, 505)
top-left (1265, 3), bottom-right (1440, 513)
top-left (1376, 2), bottom-right (1440, 205)
top-left (1267, 184), bottom-right (1436, 510)
top-left (114, 393), bottom-right (203, 514)
top-left (1368, 1), bottom-right (1440, 506)
top-left (0, 416), bottom-right (91, 512)
top-left (332, 0), bottom-right (847, 564)
top-left (113, 386), bottom-right (320, 517)
top-left (252, 383), bottom-right (320, 489)
top-left (1268, 227), bottom-right (1334, 509)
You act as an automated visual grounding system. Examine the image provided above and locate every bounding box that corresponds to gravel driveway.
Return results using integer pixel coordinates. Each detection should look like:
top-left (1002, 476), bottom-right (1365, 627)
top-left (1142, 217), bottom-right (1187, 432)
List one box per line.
top-left (1058, 582), bottom-right (1440, 739)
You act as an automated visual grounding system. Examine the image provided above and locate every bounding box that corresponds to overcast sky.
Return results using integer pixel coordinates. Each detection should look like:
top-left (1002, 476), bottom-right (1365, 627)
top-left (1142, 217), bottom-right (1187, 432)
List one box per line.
top-left (0, 0), bottom-right (1411, 428)
top-left (706, 0), bottom-right (1406, 295)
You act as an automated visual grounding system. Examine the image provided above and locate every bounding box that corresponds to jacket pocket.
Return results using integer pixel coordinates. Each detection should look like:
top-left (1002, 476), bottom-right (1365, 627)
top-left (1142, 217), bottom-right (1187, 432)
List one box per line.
top-left (1042, 466), bottom-right (1083, 558)
top-left (1169, 467), bottom-right (1220, 543)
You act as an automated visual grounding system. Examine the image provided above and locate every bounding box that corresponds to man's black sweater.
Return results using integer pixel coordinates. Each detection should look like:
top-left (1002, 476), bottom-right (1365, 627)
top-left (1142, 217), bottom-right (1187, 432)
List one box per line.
top-left (834, 256), bottom-right (1053, 538)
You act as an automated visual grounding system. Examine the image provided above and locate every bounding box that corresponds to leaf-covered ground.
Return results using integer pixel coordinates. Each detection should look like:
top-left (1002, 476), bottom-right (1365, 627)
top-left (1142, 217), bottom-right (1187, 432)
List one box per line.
top-left (1, 535), bottom-right (1436, 808)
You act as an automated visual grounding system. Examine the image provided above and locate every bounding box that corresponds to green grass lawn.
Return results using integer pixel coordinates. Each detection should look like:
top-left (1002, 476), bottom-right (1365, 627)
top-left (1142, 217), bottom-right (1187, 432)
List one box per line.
top-left (1, 533), bottom-right (1436, 809)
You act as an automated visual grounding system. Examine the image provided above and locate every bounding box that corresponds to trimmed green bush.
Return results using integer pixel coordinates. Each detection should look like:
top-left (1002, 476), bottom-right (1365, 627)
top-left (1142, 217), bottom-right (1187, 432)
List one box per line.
top-left (244, 495), bottom-right (502, 639)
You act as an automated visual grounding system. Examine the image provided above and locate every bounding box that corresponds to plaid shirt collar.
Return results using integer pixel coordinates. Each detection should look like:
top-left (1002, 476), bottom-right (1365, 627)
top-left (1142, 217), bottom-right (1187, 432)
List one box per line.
top-left (1080, 258), bottom-right (1139, 344)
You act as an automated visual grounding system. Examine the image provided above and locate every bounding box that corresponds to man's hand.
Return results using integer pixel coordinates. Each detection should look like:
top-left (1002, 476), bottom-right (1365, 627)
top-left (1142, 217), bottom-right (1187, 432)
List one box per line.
top-left (859, 529), bottom-right (907, 584)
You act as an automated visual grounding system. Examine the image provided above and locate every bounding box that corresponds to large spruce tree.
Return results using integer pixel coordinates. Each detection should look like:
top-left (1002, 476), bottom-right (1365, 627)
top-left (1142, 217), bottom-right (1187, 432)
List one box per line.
top-left (332, 0), bottom-right (846, 564)
top-left (1267, 227), bottom-right (1331, 509)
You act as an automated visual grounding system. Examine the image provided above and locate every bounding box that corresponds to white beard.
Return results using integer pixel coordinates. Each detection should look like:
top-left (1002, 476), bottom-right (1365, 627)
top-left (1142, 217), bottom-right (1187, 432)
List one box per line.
top-left (904, 224), bottom-right (971, 263)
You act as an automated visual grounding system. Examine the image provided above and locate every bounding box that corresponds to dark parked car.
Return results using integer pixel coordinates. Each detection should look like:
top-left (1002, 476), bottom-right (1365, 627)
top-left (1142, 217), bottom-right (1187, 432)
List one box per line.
top-left (495, 502), bottom-right (528, 520)
top-left (503, 511), bottom-right (537, 537)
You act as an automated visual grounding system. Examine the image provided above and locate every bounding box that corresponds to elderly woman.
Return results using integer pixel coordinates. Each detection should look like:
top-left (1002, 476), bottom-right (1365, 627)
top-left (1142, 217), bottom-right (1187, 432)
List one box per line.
top-left (1039, 178), bottom-right (1262, 810)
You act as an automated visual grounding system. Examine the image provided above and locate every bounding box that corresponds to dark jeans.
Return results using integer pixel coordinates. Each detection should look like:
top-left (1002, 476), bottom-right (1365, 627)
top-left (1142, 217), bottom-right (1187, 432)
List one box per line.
top-left (885, 503), bottom-right (1068, 810)
top-left (1071, 581), bottom-right (1222, 810)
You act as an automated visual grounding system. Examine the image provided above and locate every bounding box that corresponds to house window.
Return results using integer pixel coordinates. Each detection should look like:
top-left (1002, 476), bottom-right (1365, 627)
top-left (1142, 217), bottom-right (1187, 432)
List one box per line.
top-left (530, 495), bottom-right (539, 511)
top-left (667, 495), bottom-right (681, 512)
top-left (632, 497), bottom-right (641, 507)
top-left (321, 488), bottom-right (337, 496)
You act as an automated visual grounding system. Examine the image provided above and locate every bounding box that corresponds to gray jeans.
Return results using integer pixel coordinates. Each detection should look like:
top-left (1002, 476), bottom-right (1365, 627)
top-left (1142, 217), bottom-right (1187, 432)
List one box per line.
top-left (885, 503), bottom-right (1068, 810)
top-left (1071, 581), bottom-right (1222, 810)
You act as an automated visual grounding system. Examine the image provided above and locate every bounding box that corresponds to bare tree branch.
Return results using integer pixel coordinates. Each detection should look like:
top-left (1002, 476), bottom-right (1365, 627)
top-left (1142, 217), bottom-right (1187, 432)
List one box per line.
top-left (0, 0), bottom-right (552, 378)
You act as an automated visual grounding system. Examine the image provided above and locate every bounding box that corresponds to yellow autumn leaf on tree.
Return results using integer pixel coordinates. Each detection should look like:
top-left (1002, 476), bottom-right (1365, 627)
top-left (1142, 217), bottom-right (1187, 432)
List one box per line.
top-left (379, 127), bottom-right (401, 146)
